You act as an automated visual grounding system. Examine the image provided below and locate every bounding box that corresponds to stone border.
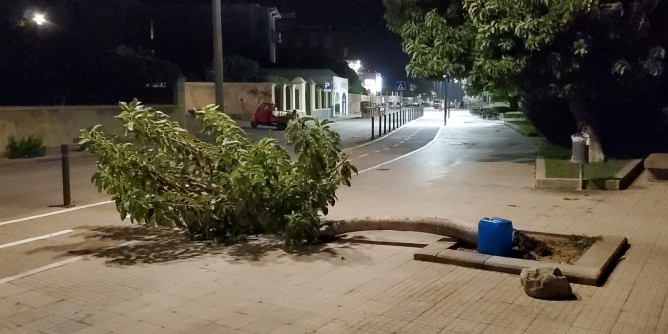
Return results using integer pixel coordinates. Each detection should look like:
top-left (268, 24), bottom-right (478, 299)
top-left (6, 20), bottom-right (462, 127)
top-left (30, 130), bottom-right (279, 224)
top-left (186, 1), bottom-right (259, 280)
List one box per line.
top-left (535, 158), bottom-right (644, 190)
top-left (414, 231), bottom-right (628, 286)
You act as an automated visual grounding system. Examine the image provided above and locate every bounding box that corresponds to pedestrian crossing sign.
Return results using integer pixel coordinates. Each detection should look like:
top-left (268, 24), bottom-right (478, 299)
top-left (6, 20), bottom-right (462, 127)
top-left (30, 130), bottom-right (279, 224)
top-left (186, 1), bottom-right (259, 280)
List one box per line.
top-left (396, 81), bottom-right (406, 91)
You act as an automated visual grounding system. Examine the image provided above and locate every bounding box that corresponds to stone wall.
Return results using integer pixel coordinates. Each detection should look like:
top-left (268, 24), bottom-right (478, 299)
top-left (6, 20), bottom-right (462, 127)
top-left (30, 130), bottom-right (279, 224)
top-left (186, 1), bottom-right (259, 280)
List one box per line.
top-left (180, 82), bottom-right (275, 120)
top-left (348, 94), bottom-right (363, 114)
top-left (0, 104), bottom-right (180, 149)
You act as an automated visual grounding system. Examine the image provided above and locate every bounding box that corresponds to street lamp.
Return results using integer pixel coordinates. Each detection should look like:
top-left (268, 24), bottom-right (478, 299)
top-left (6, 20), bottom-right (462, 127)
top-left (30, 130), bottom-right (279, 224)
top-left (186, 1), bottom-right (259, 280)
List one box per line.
top-left (32, 13), bottom-right (46, 25)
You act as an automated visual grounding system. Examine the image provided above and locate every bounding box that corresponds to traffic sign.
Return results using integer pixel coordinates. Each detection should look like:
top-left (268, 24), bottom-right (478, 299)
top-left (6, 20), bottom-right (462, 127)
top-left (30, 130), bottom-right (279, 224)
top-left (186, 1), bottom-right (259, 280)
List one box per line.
top-left (395, 81), bottom-right (406, 91)
top-left (324, 81), bottom-right (332, 92)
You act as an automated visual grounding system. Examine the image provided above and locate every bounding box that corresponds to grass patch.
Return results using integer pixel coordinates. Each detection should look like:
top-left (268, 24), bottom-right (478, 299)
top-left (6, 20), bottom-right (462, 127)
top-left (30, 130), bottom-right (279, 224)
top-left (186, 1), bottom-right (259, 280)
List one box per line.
top-left (501, 111), bottom-right (524, 119)
top-left (538, 141), bottom-right (571, 160)
top-left (544, 159), bottom-right (630, 179)
top-left (538, 140), bottom-right (630, 179)
top-left (504, 119), bottom-right (539, 137)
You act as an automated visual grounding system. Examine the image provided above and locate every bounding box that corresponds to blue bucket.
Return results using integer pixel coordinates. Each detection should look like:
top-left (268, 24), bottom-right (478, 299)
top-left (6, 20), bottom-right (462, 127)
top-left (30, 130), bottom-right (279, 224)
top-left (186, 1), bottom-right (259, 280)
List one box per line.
top-left (477, 217), bottom-right (513, 256)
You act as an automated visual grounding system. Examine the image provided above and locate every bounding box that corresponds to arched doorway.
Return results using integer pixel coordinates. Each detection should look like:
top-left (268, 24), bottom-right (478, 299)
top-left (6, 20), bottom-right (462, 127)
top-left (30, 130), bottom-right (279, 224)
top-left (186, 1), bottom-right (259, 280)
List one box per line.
top-left (334, 92), bottom-right (341, 116)
top-left (342, 93), bottom-right (348, 115)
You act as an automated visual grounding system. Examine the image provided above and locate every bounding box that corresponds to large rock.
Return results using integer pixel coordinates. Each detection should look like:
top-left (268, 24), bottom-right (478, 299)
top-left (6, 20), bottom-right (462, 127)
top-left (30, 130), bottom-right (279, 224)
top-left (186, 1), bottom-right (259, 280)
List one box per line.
top-left (520, 266), bottom-right (573, 300)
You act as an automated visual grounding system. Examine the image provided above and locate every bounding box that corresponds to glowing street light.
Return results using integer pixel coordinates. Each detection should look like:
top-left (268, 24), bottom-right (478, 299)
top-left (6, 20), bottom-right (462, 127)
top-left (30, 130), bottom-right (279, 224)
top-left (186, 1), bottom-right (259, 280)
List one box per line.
top-left (32, 13), bottom-right (46, 25)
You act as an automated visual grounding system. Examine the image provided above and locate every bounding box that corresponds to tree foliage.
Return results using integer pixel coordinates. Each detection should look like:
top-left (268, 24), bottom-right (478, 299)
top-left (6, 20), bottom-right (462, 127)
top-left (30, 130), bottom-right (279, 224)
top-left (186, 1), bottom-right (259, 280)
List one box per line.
top-left (79, 100), bottom-right (357, 245)
top-left (385, 0), bottom-right (668, 156)
top-left (206, 55), bottom-right (263, 83)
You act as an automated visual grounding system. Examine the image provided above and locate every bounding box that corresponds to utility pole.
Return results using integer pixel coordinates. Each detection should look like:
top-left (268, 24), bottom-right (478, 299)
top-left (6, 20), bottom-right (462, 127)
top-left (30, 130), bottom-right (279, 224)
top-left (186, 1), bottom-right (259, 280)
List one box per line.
top-left (213, 0), bottom-right (224, 109)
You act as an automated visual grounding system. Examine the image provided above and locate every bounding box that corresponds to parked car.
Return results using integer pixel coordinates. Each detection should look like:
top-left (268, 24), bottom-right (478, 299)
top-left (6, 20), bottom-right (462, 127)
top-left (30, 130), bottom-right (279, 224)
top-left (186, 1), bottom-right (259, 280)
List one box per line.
top-left (250, 103), bottom-right (296, 130)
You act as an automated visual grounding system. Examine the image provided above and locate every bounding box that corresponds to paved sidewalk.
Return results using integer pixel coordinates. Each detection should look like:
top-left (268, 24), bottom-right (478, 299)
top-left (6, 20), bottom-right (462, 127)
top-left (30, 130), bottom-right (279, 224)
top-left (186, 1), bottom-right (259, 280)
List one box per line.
top-left (1, 110), bottom-right (668, 333)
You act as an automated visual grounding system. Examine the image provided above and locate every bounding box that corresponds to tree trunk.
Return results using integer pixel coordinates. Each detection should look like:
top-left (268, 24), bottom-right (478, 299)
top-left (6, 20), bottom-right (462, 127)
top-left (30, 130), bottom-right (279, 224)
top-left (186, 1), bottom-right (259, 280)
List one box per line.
top-left (569, 99), bottom-right (605, 162)
top-left (319, 217), bottom-right (477, 245)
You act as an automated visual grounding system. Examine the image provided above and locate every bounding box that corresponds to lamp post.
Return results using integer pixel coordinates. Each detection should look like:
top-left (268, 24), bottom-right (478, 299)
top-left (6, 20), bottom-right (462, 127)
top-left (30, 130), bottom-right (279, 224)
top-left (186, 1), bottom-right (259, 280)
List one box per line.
top-left (443, 75), bottom-right (448, 125)
top-left (212, 0), bottom-right (224, 108)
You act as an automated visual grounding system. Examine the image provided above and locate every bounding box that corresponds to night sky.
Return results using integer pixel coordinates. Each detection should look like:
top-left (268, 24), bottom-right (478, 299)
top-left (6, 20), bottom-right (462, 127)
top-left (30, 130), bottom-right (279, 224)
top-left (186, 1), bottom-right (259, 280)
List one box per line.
top-left (251, 0), bottom-right (410, 86)
top-left (156, 0), bottom-right (410, 88)
top-left (2, 0), bottom-right (410, 100)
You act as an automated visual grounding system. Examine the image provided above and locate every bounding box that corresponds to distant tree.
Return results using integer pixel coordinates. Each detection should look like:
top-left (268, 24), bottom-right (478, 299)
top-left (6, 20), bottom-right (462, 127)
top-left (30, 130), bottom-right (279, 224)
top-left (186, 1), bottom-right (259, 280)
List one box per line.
top-left (206, 55), bottom-right (263, 83)
top-left (328, 60), bottom-right (366, 94)
top-left (384, 0), bottom-right (668, 156)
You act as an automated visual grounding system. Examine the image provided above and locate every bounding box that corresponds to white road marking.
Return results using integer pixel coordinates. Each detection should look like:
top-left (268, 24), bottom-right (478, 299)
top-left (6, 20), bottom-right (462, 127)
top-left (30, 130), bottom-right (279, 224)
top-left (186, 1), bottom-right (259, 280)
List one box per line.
top-left (0, 240), bottom-right (138, 285)
top-left (357, 154), bottom-right (369, 158)
top-left (0, 257), bottom-right (83, 285)
top-left (393, 144), bottom-right (400, 147)
top-left (0, 230), bottom-right (74, 250)
top-left (358, 125), bottom-right (444, 174)
top-left (0, 201), bottom-right (114, 227)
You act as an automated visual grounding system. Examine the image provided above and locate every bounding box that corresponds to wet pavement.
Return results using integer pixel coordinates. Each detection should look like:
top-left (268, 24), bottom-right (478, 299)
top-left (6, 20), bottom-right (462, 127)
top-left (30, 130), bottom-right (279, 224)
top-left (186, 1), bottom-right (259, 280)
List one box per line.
top-left (1, 109), bottom-right (668, 333)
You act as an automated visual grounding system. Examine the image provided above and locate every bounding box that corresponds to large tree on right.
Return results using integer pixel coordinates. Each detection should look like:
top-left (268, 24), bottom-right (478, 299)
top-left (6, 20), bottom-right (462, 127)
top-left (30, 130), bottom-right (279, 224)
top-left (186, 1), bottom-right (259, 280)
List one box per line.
top-left (384, 0), bottom-right (668, 157)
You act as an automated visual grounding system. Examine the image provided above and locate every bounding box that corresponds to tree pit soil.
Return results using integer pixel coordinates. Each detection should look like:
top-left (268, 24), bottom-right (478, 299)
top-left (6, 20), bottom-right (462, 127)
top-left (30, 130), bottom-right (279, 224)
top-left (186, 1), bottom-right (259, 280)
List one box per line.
top-left (455, 231), bottom-right (602, 265)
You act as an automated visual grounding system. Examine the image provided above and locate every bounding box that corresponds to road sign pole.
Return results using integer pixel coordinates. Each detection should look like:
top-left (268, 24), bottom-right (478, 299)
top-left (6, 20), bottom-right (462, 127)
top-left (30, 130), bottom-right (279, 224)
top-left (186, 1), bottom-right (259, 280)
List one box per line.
top-left (399, 90), bottom-right (403, 120)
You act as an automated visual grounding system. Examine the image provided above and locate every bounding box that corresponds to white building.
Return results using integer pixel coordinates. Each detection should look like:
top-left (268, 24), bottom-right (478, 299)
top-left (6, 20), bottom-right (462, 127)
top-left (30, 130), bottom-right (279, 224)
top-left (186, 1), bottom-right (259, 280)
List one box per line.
top-left (263, 68), bottom-right (349, 117)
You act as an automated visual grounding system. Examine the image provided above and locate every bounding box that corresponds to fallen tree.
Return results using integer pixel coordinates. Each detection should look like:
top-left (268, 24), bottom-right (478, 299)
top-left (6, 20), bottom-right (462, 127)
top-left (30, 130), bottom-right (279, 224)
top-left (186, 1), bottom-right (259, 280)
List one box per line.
top-left (79, 100), bottom-right (357, 246)
top-left (320, 217), bottom-right (477, 245)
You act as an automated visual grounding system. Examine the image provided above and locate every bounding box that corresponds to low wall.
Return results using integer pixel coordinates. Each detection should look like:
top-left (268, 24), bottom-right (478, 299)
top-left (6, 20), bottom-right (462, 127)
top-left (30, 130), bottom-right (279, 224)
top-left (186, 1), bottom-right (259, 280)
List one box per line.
top-left (312, 108), bottom-right (331, 120)
top-left (535, 158), bottom-right (644, 190)
top-left (0, 104), bottom-right (180, 149)
top-left (181, 82), bottom-right (275, 120)
top-left (349, 94), bottom-right (362, 114)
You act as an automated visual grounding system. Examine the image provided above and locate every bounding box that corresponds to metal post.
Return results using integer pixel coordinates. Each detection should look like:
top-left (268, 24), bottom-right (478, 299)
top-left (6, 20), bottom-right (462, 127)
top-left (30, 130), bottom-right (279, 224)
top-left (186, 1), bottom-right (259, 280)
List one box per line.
top-left (578, 163), bottom-right (585, 190)
top-left (371, 116), bottom-right (375, 139)
top-left (378, 114), bottom-right (381, 137)
top-left (61, 144), bottom-right (71, 207)
top-left (383, 114), bottom-right (387, 134)
top-left (443, 77), bottom-right (447, 126)
top-left (447, 78), bottom-right (451, 119)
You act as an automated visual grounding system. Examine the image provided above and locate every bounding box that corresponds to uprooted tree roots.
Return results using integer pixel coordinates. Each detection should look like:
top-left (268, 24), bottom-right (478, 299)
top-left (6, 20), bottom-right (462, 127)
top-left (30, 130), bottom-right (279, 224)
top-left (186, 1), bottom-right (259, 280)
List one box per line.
top-left (512, 230), bottom-right (552, 260)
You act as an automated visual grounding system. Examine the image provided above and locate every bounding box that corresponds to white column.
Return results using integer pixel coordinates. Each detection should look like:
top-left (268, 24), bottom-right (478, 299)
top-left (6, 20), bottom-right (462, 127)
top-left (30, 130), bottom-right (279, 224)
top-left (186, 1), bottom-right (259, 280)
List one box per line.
top-left (280, 84), bottom-right (287, 111)
top-left (289, 85), bottom-right (296, 110)
top-left (308, 81), bottom-right (316, 113)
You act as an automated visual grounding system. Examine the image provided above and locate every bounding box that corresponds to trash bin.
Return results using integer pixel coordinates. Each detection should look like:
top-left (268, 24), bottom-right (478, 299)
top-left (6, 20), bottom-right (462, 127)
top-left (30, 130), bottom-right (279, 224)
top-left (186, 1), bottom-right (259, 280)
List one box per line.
top-left (571, 132), bottom-right (590, 164)
top-left (477, 217), bottom-right (513, 256)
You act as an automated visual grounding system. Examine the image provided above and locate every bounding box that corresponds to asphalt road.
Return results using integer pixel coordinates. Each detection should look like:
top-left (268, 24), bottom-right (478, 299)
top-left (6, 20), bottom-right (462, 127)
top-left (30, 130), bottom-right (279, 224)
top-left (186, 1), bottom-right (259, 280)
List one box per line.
top-left (0, 109), bottom-right (440, 281)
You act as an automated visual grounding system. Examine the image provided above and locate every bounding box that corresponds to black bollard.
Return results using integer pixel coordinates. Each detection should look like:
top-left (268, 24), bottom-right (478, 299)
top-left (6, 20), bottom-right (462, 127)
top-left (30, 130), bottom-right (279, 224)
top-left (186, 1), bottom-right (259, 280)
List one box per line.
top-left (371, 116), bottom-right (375, 139)
top-left (61, 144), bottom-right (72, 207)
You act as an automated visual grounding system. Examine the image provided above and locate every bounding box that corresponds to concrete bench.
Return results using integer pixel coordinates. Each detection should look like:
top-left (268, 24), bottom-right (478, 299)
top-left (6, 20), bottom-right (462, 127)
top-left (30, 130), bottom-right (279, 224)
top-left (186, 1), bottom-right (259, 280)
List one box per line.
top-left (645, 153), bottom-right (668, 182)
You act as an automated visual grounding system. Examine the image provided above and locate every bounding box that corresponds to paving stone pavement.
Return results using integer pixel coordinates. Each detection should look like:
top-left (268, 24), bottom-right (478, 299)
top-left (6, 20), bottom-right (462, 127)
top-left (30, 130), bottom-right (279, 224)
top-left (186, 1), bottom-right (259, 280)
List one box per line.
top-left (1, 110), bottom-right (668, 333)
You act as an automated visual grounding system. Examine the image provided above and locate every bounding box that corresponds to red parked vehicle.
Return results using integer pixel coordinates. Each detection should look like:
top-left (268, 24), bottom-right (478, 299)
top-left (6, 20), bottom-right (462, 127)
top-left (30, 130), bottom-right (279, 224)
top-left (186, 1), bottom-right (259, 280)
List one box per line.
top-left (250, 103), bottom-right (296, 130)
